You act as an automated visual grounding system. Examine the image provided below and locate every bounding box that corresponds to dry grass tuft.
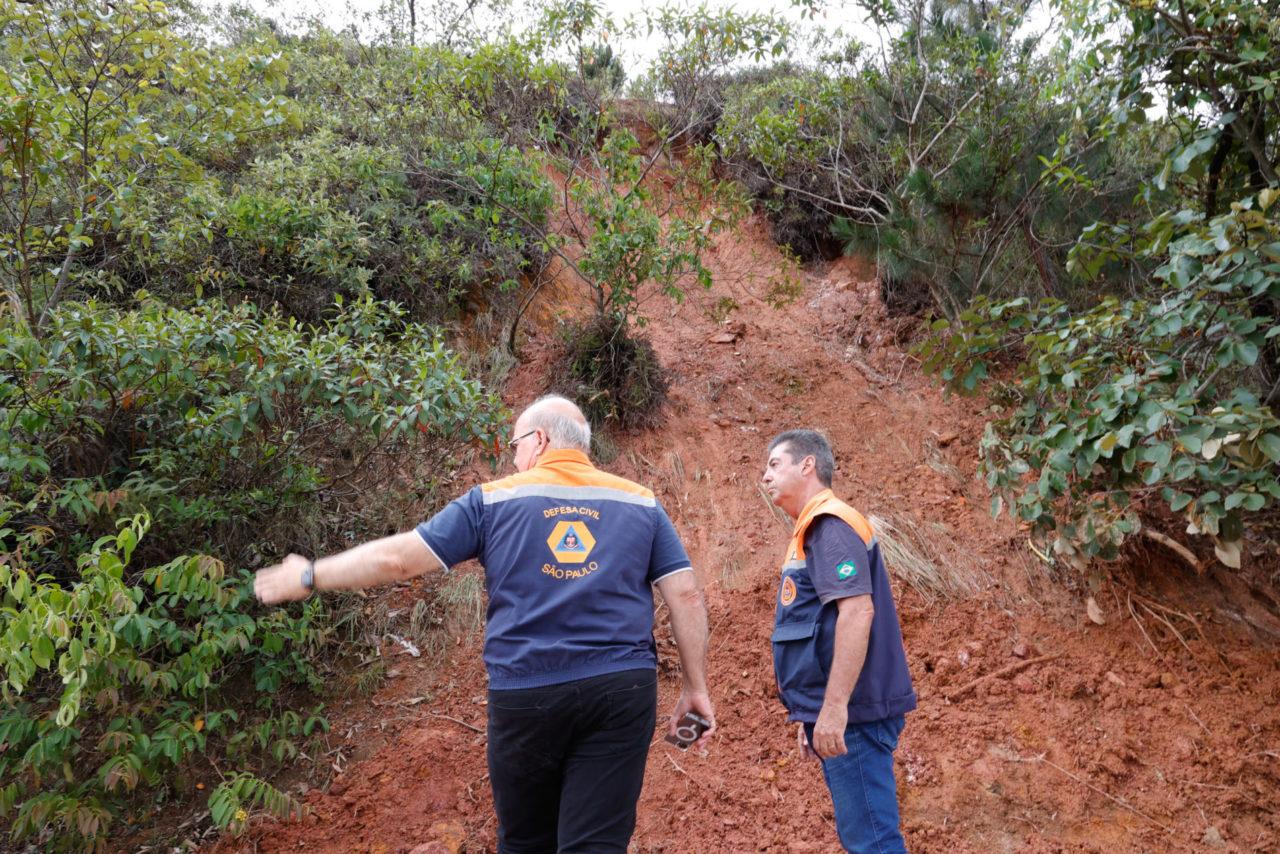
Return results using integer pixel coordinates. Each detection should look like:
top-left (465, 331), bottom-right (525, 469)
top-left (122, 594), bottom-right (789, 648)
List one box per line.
top-left (869, 511), bottom-right (984, 603)
top-left (720, 556), bottom-right (749, 591)
top-left (435, 569), bottom-right (486, 638)
top-left (756, 483), bottom-right (792, 530)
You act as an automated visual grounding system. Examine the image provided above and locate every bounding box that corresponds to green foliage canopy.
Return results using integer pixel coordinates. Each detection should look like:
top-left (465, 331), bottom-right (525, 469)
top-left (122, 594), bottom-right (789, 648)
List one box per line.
top-left (0, 0), bottom-right (294, 333)
top-left (921, 190), bottom-right (1280, 569)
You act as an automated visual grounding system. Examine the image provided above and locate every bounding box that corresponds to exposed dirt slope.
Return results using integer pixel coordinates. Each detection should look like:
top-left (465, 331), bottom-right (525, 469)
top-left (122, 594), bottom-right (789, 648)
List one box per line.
top-left (215, 214), bottom-right (1280, 854)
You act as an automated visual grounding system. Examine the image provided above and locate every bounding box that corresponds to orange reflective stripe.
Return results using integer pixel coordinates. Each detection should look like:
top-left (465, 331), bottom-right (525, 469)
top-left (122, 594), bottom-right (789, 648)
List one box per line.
top-left (481, 450), bottom-right (655, 500)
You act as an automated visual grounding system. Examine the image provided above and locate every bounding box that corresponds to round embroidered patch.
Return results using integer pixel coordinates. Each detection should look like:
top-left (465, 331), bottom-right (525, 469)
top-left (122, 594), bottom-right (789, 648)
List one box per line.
top-left (780, 575), bottom-right (797, 606)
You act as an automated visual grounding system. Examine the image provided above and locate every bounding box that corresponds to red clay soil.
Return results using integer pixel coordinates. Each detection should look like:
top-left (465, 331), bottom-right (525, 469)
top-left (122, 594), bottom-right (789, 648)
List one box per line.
top-left (211, 214), bottom-right (1280, 854)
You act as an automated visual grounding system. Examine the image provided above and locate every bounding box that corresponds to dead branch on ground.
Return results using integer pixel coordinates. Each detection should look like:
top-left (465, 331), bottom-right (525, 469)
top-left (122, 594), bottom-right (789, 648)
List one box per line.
top-left (944, 654), bottom-right (1061, 702)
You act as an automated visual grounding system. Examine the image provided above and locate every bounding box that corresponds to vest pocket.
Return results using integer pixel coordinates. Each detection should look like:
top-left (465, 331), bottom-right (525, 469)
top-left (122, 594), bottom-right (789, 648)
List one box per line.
top-left (771, 622), bottom-right (816, 643)
top-left (771, 620), bottom-right (826, 714)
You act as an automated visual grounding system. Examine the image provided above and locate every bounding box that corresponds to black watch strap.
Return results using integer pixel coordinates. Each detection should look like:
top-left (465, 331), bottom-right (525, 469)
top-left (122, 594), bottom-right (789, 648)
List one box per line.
top-left (301, 560), bottom-right (315, 591)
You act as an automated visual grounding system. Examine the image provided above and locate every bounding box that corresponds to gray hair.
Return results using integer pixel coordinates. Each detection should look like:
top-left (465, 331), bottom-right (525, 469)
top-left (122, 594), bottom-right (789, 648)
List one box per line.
top-left (767, 429), bottom-right (835, 487)
top-left (525, 394), bottom-right (592, 451)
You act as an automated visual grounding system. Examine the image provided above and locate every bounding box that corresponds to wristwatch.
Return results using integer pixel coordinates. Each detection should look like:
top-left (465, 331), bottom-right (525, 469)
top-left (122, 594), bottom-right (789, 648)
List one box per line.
top-left (301, 559), bottom-right (315, 593)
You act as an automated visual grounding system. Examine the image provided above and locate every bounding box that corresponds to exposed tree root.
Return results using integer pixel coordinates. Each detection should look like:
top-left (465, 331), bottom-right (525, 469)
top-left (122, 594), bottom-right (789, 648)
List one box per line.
top-left (1140, 528), bottom-right (1202, 574)
top-left (945, 654), bottom-right (1061, 702)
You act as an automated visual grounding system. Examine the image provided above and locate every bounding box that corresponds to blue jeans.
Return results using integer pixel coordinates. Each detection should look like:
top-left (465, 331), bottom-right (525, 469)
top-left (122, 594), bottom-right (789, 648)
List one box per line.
top-left (805, 716), bottom-right (907, 854)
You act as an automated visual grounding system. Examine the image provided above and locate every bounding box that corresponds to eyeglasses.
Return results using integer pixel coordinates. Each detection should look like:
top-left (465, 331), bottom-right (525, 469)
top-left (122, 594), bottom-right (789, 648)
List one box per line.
top-left (506, 428), bottom-right (539, 451)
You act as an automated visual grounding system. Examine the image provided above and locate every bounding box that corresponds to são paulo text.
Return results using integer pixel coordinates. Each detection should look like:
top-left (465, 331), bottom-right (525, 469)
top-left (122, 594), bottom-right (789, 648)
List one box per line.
top-left (541, 562), bottom-right (600, 580)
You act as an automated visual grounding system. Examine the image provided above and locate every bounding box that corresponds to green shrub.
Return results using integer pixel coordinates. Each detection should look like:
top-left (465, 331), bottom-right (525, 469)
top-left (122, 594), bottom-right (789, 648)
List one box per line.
top-left (249, 40), bottom-right (557, 319)
top-left (205, 128), bottom-right (552, 321)
top-left (717, 72), bottom-right (866, 262)
top-left (0, 0), bottom-right (295, 334)
top-left (581, 43), bottom-right (625, 93)
top-left (0, 294), bottom-right (506, 847)
top-left (637, 6), bottom-right (792, 146)
top-left (557, 315), bottom-right (668, 430)
top-left (2, 7), bottom-right (561, 332)
top-left (208, 772), bottom-right (305, 838)
top-left (402, 131), bottom-right (554, 312)
top-left (715, 6), bottom-right (1157, 311)
top-left (0, 515), bottom-right (314, 850)
top-left (0, 295), bottom-right (505, 569)
top-left (119, 121), bottom-right (553, 325)
top-left (919, 191), bottom-right (1280, 570)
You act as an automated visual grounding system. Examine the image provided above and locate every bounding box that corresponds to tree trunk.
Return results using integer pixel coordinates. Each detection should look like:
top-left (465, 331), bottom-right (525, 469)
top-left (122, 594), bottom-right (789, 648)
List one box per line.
top-left (1204, 126), bottom-right (1236, 219)
top-left (1023, 220), bottom-right (1060, 299)
top-left (407, 0), bottom-right (415, 46)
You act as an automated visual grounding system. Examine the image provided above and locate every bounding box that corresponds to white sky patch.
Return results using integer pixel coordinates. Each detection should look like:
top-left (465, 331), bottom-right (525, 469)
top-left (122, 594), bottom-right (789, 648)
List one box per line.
top-left (224, 0), bottom-right (1064, 84)
top-left (225, 0), bottom-right (887, 77)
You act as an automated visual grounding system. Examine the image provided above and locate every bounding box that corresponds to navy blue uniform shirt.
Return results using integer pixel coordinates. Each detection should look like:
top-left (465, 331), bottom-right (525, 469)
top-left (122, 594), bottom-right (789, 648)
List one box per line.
top-left (416, 450), bottom-right (691, 690)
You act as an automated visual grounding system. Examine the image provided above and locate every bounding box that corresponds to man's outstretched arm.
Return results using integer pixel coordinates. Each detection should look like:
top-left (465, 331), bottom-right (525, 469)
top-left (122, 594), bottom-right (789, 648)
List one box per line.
top-left (655, 568), bottom-right (715, 747)
top-left (254, 531), bottom-right (444, 605)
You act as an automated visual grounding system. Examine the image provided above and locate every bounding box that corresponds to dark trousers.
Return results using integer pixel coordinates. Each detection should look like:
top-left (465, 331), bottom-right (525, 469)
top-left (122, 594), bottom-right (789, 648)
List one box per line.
top-left (487, 668), bottom-right (657, 854)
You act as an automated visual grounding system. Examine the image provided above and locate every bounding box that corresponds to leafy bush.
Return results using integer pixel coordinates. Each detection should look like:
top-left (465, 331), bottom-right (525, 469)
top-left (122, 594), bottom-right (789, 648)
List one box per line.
top-left (910, 0), bottom-right (1280, 579)
top-left (558, 315), bottom-right (669, 430)
top-left (0, 295), bottom-right (504, 846)
top-left (637, 6), bottom-right (792, 145)
top-left (138, 128), bottom-right (555, 323)
top-left (568, 130), bottom-right (705, 320)
top-left (0, 516), bottom-right (313, 849)
top-left (2, 4), bottom-right (562, 333)
top-left (717, 72), bottom-right (867, 261)
top-left (581, 43), bottom-right (626, 93)
top-left (716, 5), bottom-right (1155, 310)
top-left (208, 772), bottom-right (306, 838)
top-left (406, 37), bottom-right (595, 150)
top-left (1, 296), bottom-right (504, 569)
top-left (920, 191), bottom-right (1280, 569)
top-left (275, 32), bottom-right (566, 313)
top-left (401, 131), bottom-right (554, 312)
top-left (0, 0), bottom-right (295, 334)
top-left (539, 125), bottom-right (743, 425)
top-left (1065, 0), bottom-right (1279, 216)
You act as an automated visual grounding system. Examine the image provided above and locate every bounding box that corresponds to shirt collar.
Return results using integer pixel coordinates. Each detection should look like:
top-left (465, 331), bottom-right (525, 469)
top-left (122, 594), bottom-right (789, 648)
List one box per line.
top-left (534, 448), bottom-right (593, 469)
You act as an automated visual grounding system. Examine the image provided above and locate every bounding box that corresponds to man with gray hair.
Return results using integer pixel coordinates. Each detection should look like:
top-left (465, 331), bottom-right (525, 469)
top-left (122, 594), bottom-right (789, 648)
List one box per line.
top-left (254, 394), bottom-right (714, 853)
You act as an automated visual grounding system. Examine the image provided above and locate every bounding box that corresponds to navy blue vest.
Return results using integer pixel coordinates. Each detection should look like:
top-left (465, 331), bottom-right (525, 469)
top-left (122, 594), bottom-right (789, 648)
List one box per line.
top-left (771, 493), bottom-right (916, 723)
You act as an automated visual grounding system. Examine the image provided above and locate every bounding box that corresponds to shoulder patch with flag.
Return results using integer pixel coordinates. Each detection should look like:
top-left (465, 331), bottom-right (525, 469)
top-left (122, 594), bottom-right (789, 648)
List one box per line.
top-left (836, 560), bottom-right (858, 579)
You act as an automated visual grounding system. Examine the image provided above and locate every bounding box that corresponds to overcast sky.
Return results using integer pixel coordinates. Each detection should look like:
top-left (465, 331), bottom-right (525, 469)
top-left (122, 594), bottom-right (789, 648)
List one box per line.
top-left (233, 0), bottom-right (883, 75)
top-left (229, 0), bottom-right (1059, 87)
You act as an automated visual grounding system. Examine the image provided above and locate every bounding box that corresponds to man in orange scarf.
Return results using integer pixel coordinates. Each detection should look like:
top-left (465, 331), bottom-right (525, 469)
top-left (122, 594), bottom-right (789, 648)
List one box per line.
top-left (762, 429), bottom-right (915, 853)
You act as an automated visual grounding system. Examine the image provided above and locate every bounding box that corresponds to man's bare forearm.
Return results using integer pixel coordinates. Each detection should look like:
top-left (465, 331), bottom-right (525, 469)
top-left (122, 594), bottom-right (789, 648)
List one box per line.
top-left (657, 570), bottom-right (710, 693)
top-left (823, 596), bottom-right (874, 708)
top-left (315, 531), bottom-right (442, 591)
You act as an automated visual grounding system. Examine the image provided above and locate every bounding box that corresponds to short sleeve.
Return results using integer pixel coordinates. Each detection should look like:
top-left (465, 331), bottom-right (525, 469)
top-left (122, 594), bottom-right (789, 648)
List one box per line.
top-left (806, 515), bottom-right (872, 603)
top-left (648, 503), bottom-right (692, 583)
top-left (415, 486), bottom-right (485, 569)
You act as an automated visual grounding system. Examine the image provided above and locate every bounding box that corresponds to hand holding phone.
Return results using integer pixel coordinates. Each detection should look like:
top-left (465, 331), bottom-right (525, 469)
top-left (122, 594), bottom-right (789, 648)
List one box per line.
top-left (664, 711), bottom-right (712, 750)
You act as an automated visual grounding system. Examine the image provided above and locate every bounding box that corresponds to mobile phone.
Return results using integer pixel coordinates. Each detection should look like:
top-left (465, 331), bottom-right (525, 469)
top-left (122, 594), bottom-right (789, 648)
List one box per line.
top-left (664, 712), bottom-right (711, 750)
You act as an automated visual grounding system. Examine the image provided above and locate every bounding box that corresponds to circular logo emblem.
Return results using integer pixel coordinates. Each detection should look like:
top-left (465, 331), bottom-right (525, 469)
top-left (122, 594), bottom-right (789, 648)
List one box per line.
top-left (780, 575), bottom-right (797, 607)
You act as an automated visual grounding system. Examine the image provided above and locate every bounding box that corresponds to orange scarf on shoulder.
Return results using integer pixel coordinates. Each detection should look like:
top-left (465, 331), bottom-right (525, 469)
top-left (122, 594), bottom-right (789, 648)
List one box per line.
top-left (786, 489), bottom-right (875, 562)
